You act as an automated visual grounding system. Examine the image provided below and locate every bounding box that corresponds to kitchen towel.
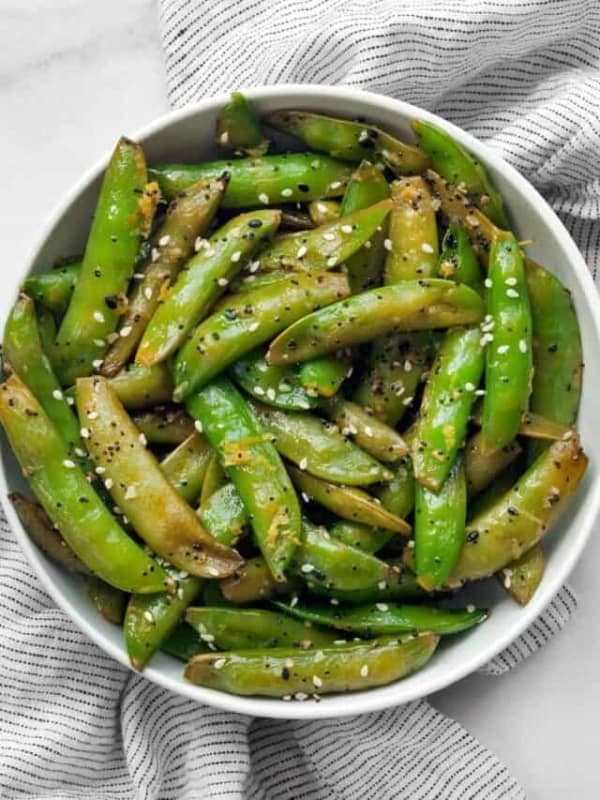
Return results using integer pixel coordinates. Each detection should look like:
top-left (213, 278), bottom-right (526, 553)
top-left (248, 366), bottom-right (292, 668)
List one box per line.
top-left (1, 0), bottom-right (598, 798)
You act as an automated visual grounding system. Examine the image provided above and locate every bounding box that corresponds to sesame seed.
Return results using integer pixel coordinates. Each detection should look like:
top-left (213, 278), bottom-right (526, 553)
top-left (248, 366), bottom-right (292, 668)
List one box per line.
top-left (231, 251), bottom-right (242, 263)
top-left (421, 242), bottom-right (434, 253)
top-left (219, 131), bottom-right (229, 144)
top-left (193, 420), bottom-right (203, 434)
top-left (133, 272), bottom-right (145, 280)
top-left (296, 245), bottom-right (308, 258)
top-left (465, 382), bottom-right (476, 391)
top-left (505, 277), bottom-right (517, 286)
top-left (474, 388), bottom-right (486, 396)
top-left (290, 594), bottom-right (299, 607)
top-left (159, 235), bottom-right (171, 247)
top-left (360, 664), bottom-right (369, 677)
top-left (93, 311), bottom-right (105, 323)
top-left (266, 388), bottom-right (276, 401)
top-left (327, 256), bottom-right (337, 267)
top-left (139, 433), bottom-right (147, 446)
top-left (299, 457), bottom-right (308, 470)
top-left (506, 288), bottom-right (520, 298)
top-left (151, 248), bottom-right (160, 262)
top-left (407, 539), bottom-right (415, 549)
top-left (402, 396), bottom-right (413, 406)
top-left (484, 278), bottom-right (492, 288)
top-left (200, 633), bottom-right (215, 642)
top-left (74, 447), bottom-right (86, 458)
top-left (143, 611), bottom-right (154, 624)
top-left (194, 237), bottom-right (204, 252)
top-left (301, 491), bottom-right (310, 503)
top-left (144, 287), bottom-right (153, 300)
top-left (62, 459), bottom-right (76, 469)
top-left (301, 563), bottom-right (315, 573)
top-left (364, 240), bottom-right (372, 249)
top-left (214, 658), bottom-right (227, 670)
top-left (95, 466), bottom-right (106, 475)
top-left (519, 339), bottom-right (528, 353)
top-left (52, 389), bottom-right (63, 401)
top-left (217, 277), bottom-right (229, 287)
top-left (466, 604), bottom-right (476, 613)
top-left (384, 238), bottom-right (393, 252)
top-left (249, 260), bottom-right (260, 273)
top-left (104, 479), bottom-right (114, 490)
top-left (376, 603), bottom-right (389, 612)
top-left (258, 192), bottom-right (269, 205)
top-left (282, 695), bottom-right (292, 701)
top-left (248, 321), bottom-right (260, 332)
top-left (312, 675), bottom-right (323, 688)
top-left (87, 410), bottom-right (98, 420)
top-left (294, 692), bottom-right (309, 701)
top-left (330, 598), bottom-right (339, 605)
top-left (341, 224), bottom-right (353, 234)
top-left (125, 485), bottom-right (137, 500)
top-left (80, 427), bottom-right (90, 439)
top-left (330, 181), bottom-right (342, 190)
top-left (314, 650), bottom-right (325, 662)
top-left (281, 188), bottom-right (293, 198)
top-left (120, 326), bottom-right (133, 338)
top-left (176, 587), bottom-right (184, 600)
top-left (364, 426), bottom-right (374, 438)
top-left (404, 359), bottom-right (413, 372)
top-left (92, 359), bottom-right (103, 369)
top-left (93, 338), bottom-right (105, 347)
top-left (107, 332), bottom-right (119, 344)
top-left (253, 385), bottom-right (265, 396)
top-left (497, 344), bottom-right (509, 354)
top-left (334, 639), bottom-right (347, 645)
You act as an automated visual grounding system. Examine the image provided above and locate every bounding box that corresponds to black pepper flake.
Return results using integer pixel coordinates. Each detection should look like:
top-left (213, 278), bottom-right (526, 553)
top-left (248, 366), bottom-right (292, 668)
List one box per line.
top-left (466, 530), bottom-right (479, 543)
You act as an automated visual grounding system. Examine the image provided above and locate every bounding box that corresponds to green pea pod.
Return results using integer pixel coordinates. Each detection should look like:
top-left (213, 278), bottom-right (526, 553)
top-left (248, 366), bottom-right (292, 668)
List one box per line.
top-left (257, 200), bottom-right (391, 272)
top-left (280, 207), bottom-right (314, 231)
top-left (267, 280), bottom-right (485, 364)
top-left (220, 556), bottom-right (301, 604)
top-left (276, 600), bottom-right (486, 636)
top-left (266, 111), bottom-right (429, 174)
top-left (186, 606), bottom-right (339, 650)
top-left (308, 200), bottom-right (340, 226)
top-left (76, 376), bottom-right (243, 579)
top-left (162, 623), bottom-right (208, 662)
top-left (55, 139), bottom-right (154, 384)
top-left (131, 407), bottom-right (195, 445)
top-left (448, 434), bottom-right (587, 584)
top-left (226, 269), bottom-right (292, 298)
top-left (35, 306), bottom-right (60, 375)
top-left (518, 412), bottom-right (571, 441)
top-left (464, 431), bottom-right (522, 497)
top-left (352, 332), bottom-right (432, 426)
top-left (199, 483), bottom-right (248, 546)
top-left (498, 543), bottom-right (545, 606)
top-left (174, 272), bottom-right (350, 401)
top-left (9, 491), bottom-right (91, 575)
top-left (216, 91), bottom-right (269, 156)
top-left (375, 457), bottom-right (416, 520)
top-left (4, 293), bottom-right (81, 453)
top-left (525, 259), bottom-right (583, 462)
top-left (329, 520), bottom-right (394, 555)
top-left (311, 566), bottom-right (425, 604)
top-left (251, 403), bottom-right (392, 485)
top-left (160, 432), bottom-right (213, 503)
top-left (229, 348), bottom-right (320, 411)
top-left (326, 399), bottom-right (409, 463)
top-left (200, 452), bottom-right (227, 504)
top-left (102, 176), bottom-right (228, 376)
top-left (149, 154), bottom-right (354, 204)
top-left (298, 356), bottom-right (349, 398)
top-left (466, 460), bottom-right (522, 520)
top-left (414, 459), bottom-right (467, 590)
top-left (107, 363), bottom-right (173, 409)
top-left (288, 467), bottom-right (410, 534)
top-left (412, 119), bottom-right (508, 228)
top-left (137, 209), bottom-right (281, 366)
top-left (86, 577), bottom-right (128, 625)
top-left (24, 261), bottom-right (80, 314)
top-left (185, 633), bottom-right (439, 697)
top-left (186, 377), bottom-right (301, 580)
top-left (439, 223), bottom-right (483, 291)
top-left (384, 177), bottom-right (439, 283)
top-left (412, 327), bottom-right (484, 492)
top-left (481, 234), bottom-right (532, 454)
top-left (0, 375), bottom-right (167, 593)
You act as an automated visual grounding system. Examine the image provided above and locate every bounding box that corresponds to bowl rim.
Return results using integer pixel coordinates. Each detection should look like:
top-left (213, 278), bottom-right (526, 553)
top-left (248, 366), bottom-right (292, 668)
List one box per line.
top-left (2, 83), bottom-right (600, 719)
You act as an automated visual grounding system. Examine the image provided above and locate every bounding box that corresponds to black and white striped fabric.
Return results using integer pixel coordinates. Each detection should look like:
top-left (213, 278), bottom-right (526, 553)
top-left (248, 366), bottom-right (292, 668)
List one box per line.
top-left (1, 0), bottom-right (597, 796)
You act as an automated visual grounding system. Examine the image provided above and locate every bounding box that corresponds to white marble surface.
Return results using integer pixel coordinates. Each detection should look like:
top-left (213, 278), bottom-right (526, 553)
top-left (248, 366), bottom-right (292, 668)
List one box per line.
top-left (2, 2), bottom-right (599, 797)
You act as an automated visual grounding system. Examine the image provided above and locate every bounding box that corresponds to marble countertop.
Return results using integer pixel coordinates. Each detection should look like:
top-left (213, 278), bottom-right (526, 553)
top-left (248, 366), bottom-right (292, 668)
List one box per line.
top-left (2, 2), bottom-right (598, 797)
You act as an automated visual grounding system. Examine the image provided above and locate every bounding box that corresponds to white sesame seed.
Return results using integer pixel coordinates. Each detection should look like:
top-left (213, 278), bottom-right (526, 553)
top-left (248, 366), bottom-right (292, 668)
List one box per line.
top-left (151, 248), bottom-right (160, 262)
top-left (484, 314), bottom-right (493, 322)
top-left (296, 245), bottom-right (308, 259)
top-left (282, 694), bottom-right (292, 701)
top-left (87, 410), bottom-right (98, 420)
top-left (248, 321), bottom-right (260, 332)
top-left (138, 433), bottom-right (147, 446)
top-left (143, 611), bottom-right (154, 624)
top-left (52, 389), bottom-right (64, 400)
top-left (144, 287), bottom-right (153, 300)
top-left (334, 639), bottom-right (347, 645)
top-left (253, 385), bottom-right (265, 395)
top-left (384, 238), bottom-right (393, 252)
top-left (402, 396), bottom-right (413, 406)
top-left (200, 633), bottom-right (215, 642)
top-left (299, 457), bottom-right (308, 470)
top-left (330, 181), bottom-right (342, 190)
top-left (360, 664), bottom-right (369, 677)
top-left (341, 224), bottom-right (353, 234)
top-left (219, 131), bottom-right (229, 144)
top-left (484, 278), bottom-right (492, 288)
top-left (266, 388), bottom-right (276, 401)
top-left (193, 420), bottom-right (203, 434)
top-left (505, 277), bottom-right (517, 286)
top-left (376, 603), bottom-right (389, 612)
top-left (364, 426), bottom-right (374, 438)
top-left (407, 539), bottom-right (415, 549)
top-left (133, 272), bottom-right (145, 280)
top-left (74, 447), bottom-right (86, 458)
top-left (214, 657), bottom-right (227, 670)
top-left (281, 188), bottom-right (293, 198)
top-left (62, 459), bottom-right (76, 469)
top-left (497, 344), bottom-right (509, 355)
top-left (465, 382), bottom-right (476, 392)
top-left (421, 242), bottom-right (434, 253)
top-left (312, 675), bottom-right (323, 688)
top-left (404, 359), bottom-right (413, 372)
top-left (519, 339), bottom-right (528, 353)
top-left (330, 598), bottom-right (339, 605)
top-left (301, 491), bottom-right (310, 503)
top-left (378, 580), bottom-right (388, 590)
top-left (92, 359), bottom-right (104, 370)
top-left (104, 479), bottom-right (114, 490)
top-left (94, 338), bottom-right (105, 347)
top-left (80, 427), bottom-right (90, 439)
top-left (194, 237), bottom-right (204, 252)
top-left (125, 485), bottom-right (137, 500)
top-left (258, 192), bottom-right (269, 205)
top-left (95, 466), bottom-right (106, 475)
top-left (474, 388), bottom-right (486, 396)
top-left (176, 587), bottom-right (184, 600)
top-left (120, 326), bottom-right (133, 338)
top-left (327, 256), bottom-right (337, 267)
top-left (107, 332), bottom-right (119, 344)
top-left (322, 233), bottom-right (336, 243)
top-left (466, 604), bottom-right (476, 613)
top-left (364, 240), bottom-right (372, 249)
top-left (290, 594), bottom-right (299, 607)
top-left (249, 260), bottom-right (260, 273)
top-left (93, 311), bottom-right (105, 323)
top-left (217, 277), bottom-right (229, 287)
top-left (506, 288), bottom-right (520, 298)
top-left (231, 251), bottom-right (242, 263)
top-left (313, 650), bottom-right (325, 663)
top-left (294, 692), bottom-right (309, 701)
top-left (159, 235), bottom-right (171, 247)
top-left (301, 563), bottom-right (315, 573)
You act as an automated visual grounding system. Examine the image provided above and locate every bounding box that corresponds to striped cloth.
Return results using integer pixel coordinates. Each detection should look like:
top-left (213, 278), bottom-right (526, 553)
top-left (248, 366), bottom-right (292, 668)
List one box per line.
top-left (1, 0), bottom-right (597, 797)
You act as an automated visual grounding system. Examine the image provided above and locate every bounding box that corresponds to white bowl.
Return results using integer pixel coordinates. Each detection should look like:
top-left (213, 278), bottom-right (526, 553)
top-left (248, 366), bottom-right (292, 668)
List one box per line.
top-left (2, 85), bottom-right (599, 719)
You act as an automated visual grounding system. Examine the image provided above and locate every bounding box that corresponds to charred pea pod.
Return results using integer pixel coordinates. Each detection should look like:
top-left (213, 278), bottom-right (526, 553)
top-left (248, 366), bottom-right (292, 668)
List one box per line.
top-left (220, 556), bottom-right (301, 604)
top-left (102, 176), bottom-right (228, 376)
top-left (439, 223), bottom-right (483, 292)
top-left (265, 110), bottom-right (429, 174)
top-left (267, 280), bottom-right (485, 365)
top-left (199, 483), bottom-right (248, 546)
top-left (298, 356), bottom-right (349, 399)
top-left (0, 375), bottom-right (167, 593)
top-left (86, 577), bottom-right (128, 625)
top-left (229, 348), bottom-right (320, 411)
top-left (149, 153), bottom-right (354, 205)
top-left (480, 234), bottom-right (532, 454)
top-left (464, 431), bottom-right (522, 497)
top-left (412, 119), bottom-right (508, 228)
top-left (412, 327), bottom-right (484, 492)
top-left (448, 435), bottom-right (587, 585)
top-left (308, 200), bottom-right (340, 226)
top-left (325, 398), bottom-right (408, 463)
top-left (107, 363), bottom-right (174, 409)
top-left (186, 607), bottom-right (339, 650)
top-left (173, 271), bottom-right (350, 401)
top-left (329, 520), bottom-right (394, 555)
top-left (288, 467), bottom-right (410, 535)
top-left (250, 403), bottom-right (392, 485)
top-left (498, 543), bottom-right (545, 606)
top-left (256, 200), bottom-right (391, 272)
top-left (384, 177), bottom-right (439, 283)
top-left (184, 633), bottom-right (439, 697)
top-left (131, 407), bottom-right (195, 445)
top-left (136, 209), bottom-right (281, 366)
top-left (76, 376), bottom-right (242, 579)
top-left (216, 91), bottom-right (269, 156)
top-left (54, 138), bottom-right (155, 385)
top-left (160, 432), bottom-right (213, 504)
top-left (186, 377), bottom-right (302, 580)
top-left (24, 260), bottom-right (81, 315)
top-left (414, 458), bottom-right (467, 590)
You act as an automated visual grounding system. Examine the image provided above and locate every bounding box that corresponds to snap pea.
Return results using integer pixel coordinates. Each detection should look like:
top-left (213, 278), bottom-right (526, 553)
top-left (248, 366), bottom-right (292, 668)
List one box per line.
top-left (267, 280), bottom-right (485, 364)
top-left (288, 467), bottom-right (411, 534)
top-left (414, 459), bottom-right (467, 590)
top-left (325, 399), bottom-right (408, 463)
top-left (160, 432), bottom-right (213, 503)
top-left (412, 119), bottom-right (508, 228)
top-left (439, 223), bottom-right (483, 291)
top-left (251, 403), bottom-right (392, 485)
top-left (107, 363), bottom-right (173, 409)
top-left (220, 556), bottom-right (301, 604)
top-left (265, 110), bottom-right (429, 174)
top-left (481, 233), bottom-right (532, 454)
top-left (199, 483), bottom-right (248, 546)
top-left (186, 607), bottom-right (339, 650)
top-left (173, 272), bottom-right (350, 400)
top-left (298, 356), bottom-right (349, 398)
top-left (216, 91), bottom-right (268, 156)
top-left (308, 200), bottom-right (340, 226)
top-left (102, 176), bottom-right (228, 375)
top-left (329, 520), bottom-right (393, 555)
top-left (55, 139), bottom-right (155, 384)
top-left (86, 577), bottom-right (128, 625)
top-left (149, 153), bottom-right (354, 205)
top-left (412, 327), bottom-right (484, 492)
top-left (162, 623), bottom-right (207, 662)
top-left (137, 209), bottom-right (281, 366)
top-left (375, 457), bottom-right (416, 520)
top-left (498, 543), bottom-right (545, 606)
top-left (186, 377), bottom-right (302, 580)
top-left (200, 452), bottom-right (227, 504)
top-left (229, 348), bottom-right (320, 411)
top-left (464, 432), bottom-right (522, 497)
top-left (35, 306), bottom-right (60, 374)
top-left (0, 375), bottom-right (166, 592)
top-left (448, 435), bottom-right (587, 585)
top-left (23, 261), bottom-right (80, 314)
top-left (385, 177), bottom-right (439, 283)
top-left (257, 200), bottom-right (391, 272)
top-left (277, 600), bottom-right (486, 636)
top-left (9, 491), bottom-right (91, 575)
top-left (226, 269), bottom-right (291, 298)
top-left (76, 376), bottom-right (243, 579)
top-left (131, 407), bottom-right (195, 445)
top-left (4, 293), bottom-right (81, 453)
top-left (518, 413), bottom-right (570, 441)
top-left (311, 566), bottom-right (425, 605)
top-left (184, 633), bottom-right (439, 697)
